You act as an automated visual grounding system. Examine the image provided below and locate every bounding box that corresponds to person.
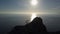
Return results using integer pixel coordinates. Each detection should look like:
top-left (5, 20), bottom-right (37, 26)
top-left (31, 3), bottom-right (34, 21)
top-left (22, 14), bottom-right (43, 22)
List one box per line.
top-left (25, 17), bottom-right (47, 34)
top-left (9, 17), bottom-right (47, 34)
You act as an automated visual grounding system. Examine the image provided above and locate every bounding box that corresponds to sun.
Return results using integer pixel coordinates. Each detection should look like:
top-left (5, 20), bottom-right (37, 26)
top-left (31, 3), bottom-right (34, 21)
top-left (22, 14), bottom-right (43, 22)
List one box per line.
top-left (31, 13), bottom-right (37, 21)
top-left (31, 0), bottom-right (38, 6)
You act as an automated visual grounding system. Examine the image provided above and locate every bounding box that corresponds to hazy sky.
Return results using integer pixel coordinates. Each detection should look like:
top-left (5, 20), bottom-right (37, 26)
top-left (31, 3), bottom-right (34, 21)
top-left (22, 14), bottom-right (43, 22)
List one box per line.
top-left (0, 0), bottom-right (60, 14)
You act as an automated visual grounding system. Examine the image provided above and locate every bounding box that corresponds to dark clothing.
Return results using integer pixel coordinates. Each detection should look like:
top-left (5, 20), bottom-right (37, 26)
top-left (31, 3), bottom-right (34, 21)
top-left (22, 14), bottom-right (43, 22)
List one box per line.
top-left (25, 17), bottom-right (47, 34)
top-left (25, 22), bottom-right (47, 34)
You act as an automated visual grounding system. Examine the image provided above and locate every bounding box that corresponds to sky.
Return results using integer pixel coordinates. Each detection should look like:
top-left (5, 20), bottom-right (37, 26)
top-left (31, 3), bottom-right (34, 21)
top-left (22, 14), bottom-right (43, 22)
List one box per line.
top-left (0, 0), bottom-right (60, 14)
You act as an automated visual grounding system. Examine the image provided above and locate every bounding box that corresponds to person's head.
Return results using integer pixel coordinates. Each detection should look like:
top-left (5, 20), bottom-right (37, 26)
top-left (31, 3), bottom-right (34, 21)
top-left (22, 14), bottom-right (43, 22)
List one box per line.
top-left (31, 17), bottom-right (43, 24)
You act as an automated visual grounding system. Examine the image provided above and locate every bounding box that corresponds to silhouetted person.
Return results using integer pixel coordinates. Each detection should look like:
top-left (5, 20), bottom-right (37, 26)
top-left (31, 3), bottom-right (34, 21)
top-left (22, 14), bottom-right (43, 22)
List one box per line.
top-left (9, 17), bottom-right (47, 34)
top-left (25, 17), bottom-right (47, 34)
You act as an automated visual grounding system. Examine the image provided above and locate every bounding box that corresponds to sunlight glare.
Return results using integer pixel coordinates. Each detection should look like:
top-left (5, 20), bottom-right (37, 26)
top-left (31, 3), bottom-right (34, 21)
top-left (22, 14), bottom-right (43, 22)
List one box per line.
top-left (31, 0), bottom-right (38, 6)
top-left (31, 13), bottom-right (37, 21)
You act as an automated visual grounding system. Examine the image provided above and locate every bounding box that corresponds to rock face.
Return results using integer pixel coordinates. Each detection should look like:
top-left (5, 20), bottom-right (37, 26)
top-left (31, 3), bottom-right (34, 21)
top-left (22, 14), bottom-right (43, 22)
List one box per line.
top-left (9, 17), bottom-right (60, 34)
